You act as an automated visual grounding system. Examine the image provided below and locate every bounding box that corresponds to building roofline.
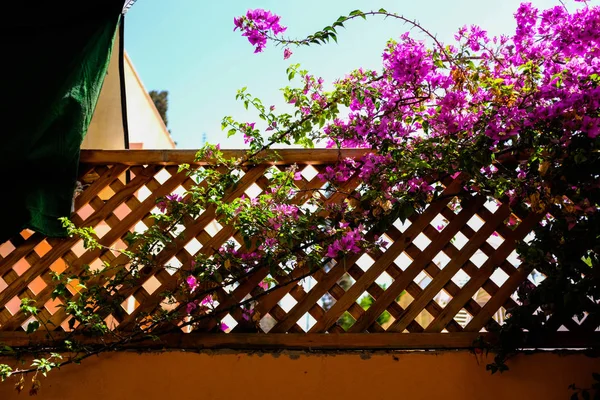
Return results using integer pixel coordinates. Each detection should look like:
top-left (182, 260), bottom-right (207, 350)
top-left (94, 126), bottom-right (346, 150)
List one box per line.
top-left (123, 51), bottom-right (177, 148)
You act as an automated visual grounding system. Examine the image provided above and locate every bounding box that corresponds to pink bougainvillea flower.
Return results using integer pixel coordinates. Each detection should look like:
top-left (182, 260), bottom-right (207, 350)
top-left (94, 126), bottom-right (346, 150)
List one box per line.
top-left (243, 133), bottom-right (254, 144)
top-left (186, 276), bottom-right (199, 292)
top-left (242, 309), bottom-right (254, 321)
top-left (326, 226), bottom-right (363, 258)
top-left (234, 9), bottom-right (287, 53)
top-left (259, 237), bottom-right (279, 251)
top-left (219, 322), bottom-right (229, 332)
top-left (258, 280), bottom-right (269, 290)
top-left (267, 217), bottom-right (282, 230)
top-left (581, 116), bottom-right (600, 139)
top-left (166, 194), bottom-right (183, 203)
top-left (186, 301), bottom-right (197, 314)
top-left (374, 235), bottom-right (390, 249)
top-left (157, 200), bottom-right (167, 213)
top-left (284, 47), bottom-right (293, 59)
top-left (293, 172), bottom-right (302, 181)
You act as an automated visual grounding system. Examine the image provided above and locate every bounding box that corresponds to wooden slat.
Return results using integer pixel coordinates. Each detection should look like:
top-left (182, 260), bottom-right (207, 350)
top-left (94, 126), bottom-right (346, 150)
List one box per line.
top-left (197, 172), bottom-right (363, 333)
top-left (80, 149), bottom-right (371, 165)
top-left (39, 167), bottom-right (192, 330)
top-left (439, 207), bottom-right (520, 312)
top-left (0, 331), bottom-right (596, 349)
top-left (115, 165), bottom-right (269, 330)
top-left (190, 167), bottom-right (332, 331)
top-left (386, 202), bottom-right (510, 332)
top-left (348, 194), bottom-right (485, 333)
top-left (278, 178), bottom-right (466, 334)
top-left (0, 165), bottom-right (129, 277)
top-left (74, 164), bottom-right (129, 210)
top-left (409, 224), bottom-right (489, 331)
top-left (118, 204), bottom-right (254, 330)
top-left (425, 210), bottom-right (543, 332)
top-left (0, 165), bottom-right (159, 311)
top-left (347, 261), bottom-right (431, 333)
top-left (0, 166), bottom-right (188, 331)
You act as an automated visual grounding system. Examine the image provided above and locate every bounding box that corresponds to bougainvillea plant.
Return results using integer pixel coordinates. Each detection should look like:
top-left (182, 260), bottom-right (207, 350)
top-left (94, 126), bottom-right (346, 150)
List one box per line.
top-left (1, 1), bottom-right (599, 395)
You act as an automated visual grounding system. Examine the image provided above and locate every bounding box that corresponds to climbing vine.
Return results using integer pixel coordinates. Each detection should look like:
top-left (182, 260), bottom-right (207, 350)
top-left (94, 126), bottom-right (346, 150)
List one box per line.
top-left (0, 1), bottom-right (598, 396)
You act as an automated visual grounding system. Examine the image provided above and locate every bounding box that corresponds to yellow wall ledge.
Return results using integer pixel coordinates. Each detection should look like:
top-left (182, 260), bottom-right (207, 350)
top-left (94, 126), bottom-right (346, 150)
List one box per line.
top-left (1, 350), bottom-right (598, 399)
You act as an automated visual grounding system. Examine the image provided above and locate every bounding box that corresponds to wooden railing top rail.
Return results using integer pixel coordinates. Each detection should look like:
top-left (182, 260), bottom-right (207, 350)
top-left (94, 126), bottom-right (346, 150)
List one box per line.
top-left (80, 149), bottom-right (371, 165)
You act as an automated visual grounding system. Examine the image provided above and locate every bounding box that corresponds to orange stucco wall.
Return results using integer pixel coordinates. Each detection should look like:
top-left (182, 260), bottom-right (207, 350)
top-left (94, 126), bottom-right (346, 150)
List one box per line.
top-left (0, 350), bottom-right (597, 399)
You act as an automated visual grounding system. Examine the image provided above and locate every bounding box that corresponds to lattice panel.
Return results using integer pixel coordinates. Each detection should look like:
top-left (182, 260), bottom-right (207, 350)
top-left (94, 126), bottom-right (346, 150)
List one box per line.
top-left (0, 150), bottom-right (590, 339)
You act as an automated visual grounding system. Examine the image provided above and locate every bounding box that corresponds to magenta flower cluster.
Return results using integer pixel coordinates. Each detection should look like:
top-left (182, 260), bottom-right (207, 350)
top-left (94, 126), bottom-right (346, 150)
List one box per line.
top-left (326, 225), bottom-right (364, 258)
top-left (234, 9), bottom-right (287, 54)
top-left (208, 3), bottom-right (600, 338)
top-left (157, 193), bottom-right (184, 213)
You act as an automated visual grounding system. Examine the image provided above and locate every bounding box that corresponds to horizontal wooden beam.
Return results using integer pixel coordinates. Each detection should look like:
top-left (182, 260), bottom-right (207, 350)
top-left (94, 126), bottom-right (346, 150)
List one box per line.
top-left (80, 149), bottom-right (371, 165)
top-left (0, 332), bottom-right (597, 350)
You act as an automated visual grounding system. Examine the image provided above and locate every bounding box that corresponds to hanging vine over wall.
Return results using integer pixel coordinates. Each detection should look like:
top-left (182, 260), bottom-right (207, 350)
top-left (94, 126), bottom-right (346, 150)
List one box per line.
top-left (0, 1), bottom-right (598, 396)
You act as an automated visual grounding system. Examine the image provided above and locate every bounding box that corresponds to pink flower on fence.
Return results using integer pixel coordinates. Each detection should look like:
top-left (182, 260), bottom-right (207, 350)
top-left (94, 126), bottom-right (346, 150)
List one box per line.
top-left (186, 276), bottom-right (199, 293)
top-left (326, 226), bottom-right (363, 258)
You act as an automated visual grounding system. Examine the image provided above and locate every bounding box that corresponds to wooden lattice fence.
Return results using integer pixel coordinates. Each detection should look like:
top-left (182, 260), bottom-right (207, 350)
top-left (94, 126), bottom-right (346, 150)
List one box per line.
top-left (0, 150), bottom-right (596, 349)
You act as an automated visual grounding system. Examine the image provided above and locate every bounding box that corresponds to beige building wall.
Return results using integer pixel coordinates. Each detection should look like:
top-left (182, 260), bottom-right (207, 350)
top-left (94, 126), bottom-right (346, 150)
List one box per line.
top-left (82, 32), bottom-right (175, 150)
top-left (81, 30), bottom-right (124, 150)
top-left (124, 53), bottom-right (175, 149)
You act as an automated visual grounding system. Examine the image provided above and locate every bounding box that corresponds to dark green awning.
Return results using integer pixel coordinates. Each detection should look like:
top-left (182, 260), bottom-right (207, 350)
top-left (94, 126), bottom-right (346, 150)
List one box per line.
top-left (0, 1), bottom-right (125, 242)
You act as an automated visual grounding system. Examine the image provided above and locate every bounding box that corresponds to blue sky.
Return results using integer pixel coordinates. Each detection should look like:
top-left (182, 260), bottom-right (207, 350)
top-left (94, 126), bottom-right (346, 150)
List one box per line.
top-left (124, 0), bottom-right (558, 149)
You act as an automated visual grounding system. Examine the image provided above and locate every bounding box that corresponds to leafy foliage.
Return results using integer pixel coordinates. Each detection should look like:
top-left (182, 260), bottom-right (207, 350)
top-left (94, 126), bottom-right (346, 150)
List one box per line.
top-left (149, 90), bottom-right (169, 127)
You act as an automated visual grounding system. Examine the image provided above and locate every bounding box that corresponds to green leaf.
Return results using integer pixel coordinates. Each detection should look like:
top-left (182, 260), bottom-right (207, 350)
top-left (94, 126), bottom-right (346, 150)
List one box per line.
top-left (123, 232), bottom-right (137, 246)
top-left (26, 320), bottom-right (40, 334)
top-left (227, 129), bottom-right (237, 137)
top-left (178, 163), bottom-right (190, 173)
top-left (574, 152), bottom-right (587, 164)
top-left (582, 390), bottom-right (590, 400)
